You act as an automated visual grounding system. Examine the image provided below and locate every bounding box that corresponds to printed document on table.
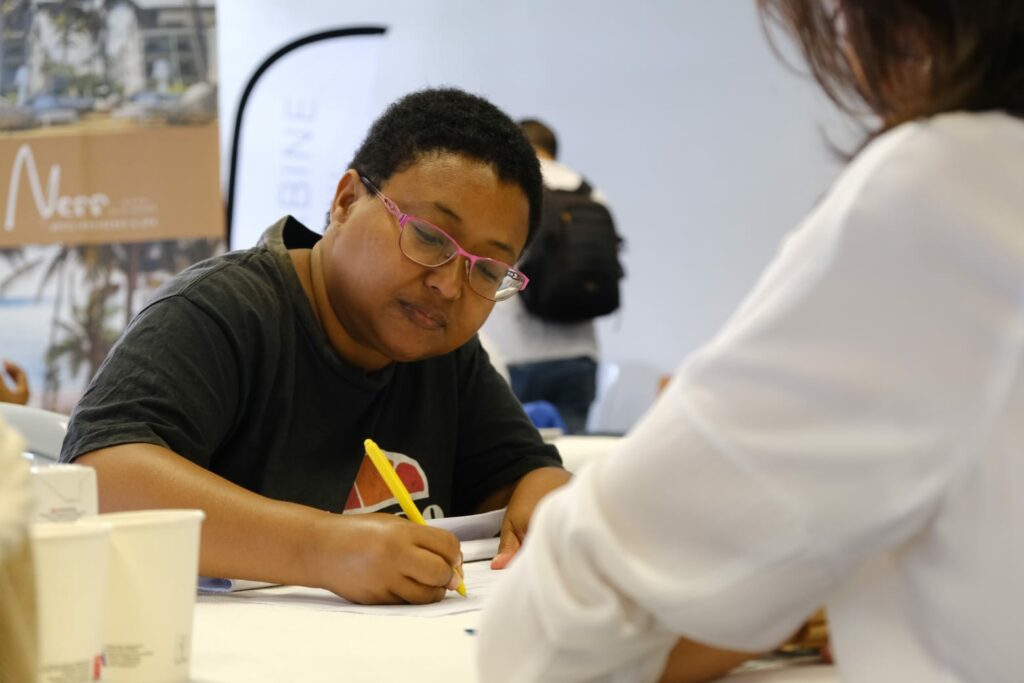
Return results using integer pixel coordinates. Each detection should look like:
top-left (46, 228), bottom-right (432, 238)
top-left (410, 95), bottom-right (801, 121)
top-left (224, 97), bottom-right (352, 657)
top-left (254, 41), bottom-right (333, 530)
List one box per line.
top-left (198, 561), bottom-right (504, 617)
top-left (427, 507), bottom-right (504, 561)
top-left (427, 507), bottom-right (504, 540)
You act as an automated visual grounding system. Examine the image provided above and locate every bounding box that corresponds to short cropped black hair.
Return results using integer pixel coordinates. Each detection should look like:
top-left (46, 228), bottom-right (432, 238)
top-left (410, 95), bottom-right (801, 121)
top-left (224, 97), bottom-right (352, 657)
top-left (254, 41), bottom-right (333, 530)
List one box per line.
top-left (518, 118), bottom-right (558, 159)
top-left (349, 88), bottom-right (543, 248)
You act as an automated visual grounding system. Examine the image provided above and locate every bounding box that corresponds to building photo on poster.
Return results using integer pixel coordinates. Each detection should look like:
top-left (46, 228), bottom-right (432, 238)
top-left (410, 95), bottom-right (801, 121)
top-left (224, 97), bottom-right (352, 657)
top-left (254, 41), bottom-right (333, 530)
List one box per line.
top-left (0, 0), bottom-right (224, 412)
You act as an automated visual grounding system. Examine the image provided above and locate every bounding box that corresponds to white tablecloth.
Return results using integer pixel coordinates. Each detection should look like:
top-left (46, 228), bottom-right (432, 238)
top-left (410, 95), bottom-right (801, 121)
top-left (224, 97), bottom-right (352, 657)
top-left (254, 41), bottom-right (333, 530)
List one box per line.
top-left (189, 438), bottom-right (839, 683)
top-left (189, 594), bottom-right (838, 682)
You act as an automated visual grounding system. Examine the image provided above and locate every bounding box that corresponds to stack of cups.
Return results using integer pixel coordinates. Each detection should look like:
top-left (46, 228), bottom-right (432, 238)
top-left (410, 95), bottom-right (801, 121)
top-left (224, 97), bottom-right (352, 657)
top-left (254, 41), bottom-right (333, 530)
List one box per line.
top-left (29, 464), bottom-right (205, 683)
top-left (97, 509), bottom-right (205, 683)
top-left (30, 520), bottom-right (111, 683)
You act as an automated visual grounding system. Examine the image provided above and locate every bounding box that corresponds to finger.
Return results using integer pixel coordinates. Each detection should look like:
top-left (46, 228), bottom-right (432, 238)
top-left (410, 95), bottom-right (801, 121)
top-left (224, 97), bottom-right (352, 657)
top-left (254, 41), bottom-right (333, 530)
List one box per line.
top-left (372, 590), bottom-right (405, 606)
top-left (410, 525), bottom-right (462, 567)
top-left (339, 585), bottom-right (402, 606)
top-left (390, 575), bottom-right (447, 605)
top-left (490, 523), bottom-right (522, 570)
top-left (447, 566), bottom-right (464, 592)
top-left (2, 362), bottom-right (28, 403)
top-left (10, 366), bottom-right (27, 394)
top-left (402, 546), bottom-right (460, 591)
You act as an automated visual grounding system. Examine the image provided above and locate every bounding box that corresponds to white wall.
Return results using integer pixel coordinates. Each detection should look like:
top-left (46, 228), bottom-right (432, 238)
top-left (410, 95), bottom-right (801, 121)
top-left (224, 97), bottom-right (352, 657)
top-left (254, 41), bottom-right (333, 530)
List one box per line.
top-left (216, 1), bottom-right (851, 432)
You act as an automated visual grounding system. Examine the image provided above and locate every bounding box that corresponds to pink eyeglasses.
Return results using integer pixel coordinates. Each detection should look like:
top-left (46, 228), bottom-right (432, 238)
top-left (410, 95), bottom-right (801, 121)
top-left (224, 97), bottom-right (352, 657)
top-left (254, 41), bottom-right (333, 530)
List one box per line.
top-left (361, 176), bottom-right (529, 302)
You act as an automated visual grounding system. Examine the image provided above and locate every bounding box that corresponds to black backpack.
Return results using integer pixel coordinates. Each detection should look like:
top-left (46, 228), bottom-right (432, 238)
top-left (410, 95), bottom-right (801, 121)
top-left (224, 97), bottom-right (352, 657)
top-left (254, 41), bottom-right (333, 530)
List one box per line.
top-left (518, 181), bottom-right (624, 323)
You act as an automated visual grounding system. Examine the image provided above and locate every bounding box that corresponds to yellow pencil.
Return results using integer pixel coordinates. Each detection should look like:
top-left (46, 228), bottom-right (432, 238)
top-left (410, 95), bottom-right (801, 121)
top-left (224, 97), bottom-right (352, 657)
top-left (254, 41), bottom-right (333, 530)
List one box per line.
top-left (363, 438), bottom-right (467, 597)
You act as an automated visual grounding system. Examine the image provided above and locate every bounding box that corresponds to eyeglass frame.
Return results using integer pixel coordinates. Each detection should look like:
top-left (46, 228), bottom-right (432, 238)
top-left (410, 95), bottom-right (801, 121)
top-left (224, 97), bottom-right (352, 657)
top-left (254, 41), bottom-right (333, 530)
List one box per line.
top-left (358, 175), bottom-right (530, 301)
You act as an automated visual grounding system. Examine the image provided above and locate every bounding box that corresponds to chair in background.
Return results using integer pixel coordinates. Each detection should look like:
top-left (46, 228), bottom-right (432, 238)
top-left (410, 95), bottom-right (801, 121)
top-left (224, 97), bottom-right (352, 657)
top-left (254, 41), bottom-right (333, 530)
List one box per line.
top-left (0, 404), bottom-right (68, 464)
top-left (522, 400), bottom-right (568, 433)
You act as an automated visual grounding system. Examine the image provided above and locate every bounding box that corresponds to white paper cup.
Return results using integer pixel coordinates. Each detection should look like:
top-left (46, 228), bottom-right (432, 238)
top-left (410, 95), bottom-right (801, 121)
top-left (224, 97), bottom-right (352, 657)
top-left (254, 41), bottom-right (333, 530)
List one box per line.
top-left (30, 520), bottom-right (112, 683)
top-left (30, 464), bottom-right (99, 522)
top-left (98, 509), bottom-right (205, 683)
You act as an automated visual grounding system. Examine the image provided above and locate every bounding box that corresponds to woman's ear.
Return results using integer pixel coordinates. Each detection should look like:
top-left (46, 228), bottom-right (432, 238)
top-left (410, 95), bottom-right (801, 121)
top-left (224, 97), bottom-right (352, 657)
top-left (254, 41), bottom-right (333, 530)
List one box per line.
top-left (328, 170), bottom-right (363, 225)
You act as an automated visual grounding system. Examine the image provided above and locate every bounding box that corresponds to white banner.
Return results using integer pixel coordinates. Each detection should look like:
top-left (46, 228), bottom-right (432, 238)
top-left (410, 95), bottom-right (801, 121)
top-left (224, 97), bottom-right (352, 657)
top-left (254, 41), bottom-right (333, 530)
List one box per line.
top-left (228, 30), bottom-right (385, 248)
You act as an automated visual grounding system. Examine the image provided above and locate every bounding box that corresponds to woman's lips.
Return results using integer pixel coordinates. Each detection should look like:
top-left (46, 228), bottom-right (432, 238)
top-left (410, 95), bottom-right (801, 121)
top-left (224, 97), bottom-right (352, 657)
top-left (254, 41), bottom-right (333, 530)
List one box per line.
top-left (398, 300), bottom-right (448, 330)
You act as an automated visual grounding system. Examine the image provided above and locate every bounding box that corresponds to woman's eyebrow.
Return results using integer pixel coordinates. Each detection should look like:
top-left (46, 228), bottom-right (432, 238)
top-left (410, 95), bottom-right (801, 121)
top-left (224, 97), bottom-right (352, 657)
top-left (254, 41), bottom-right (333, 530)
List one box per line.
top-left (486, 238), bottom-right (517, 260)
top-left (431, 200), bottom-right (462, 224)
top-left (426, 200), bottom-right (518, 259)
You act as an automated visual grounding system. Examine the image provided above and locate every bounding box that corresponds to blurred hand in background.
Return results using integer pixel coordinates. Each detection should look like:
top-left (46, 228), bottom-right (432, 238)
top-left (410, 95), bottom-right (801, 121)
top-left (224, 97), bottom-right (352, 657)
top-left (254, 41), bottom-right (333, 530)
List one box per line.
top-left (0, 361), bottom-right (30, 405)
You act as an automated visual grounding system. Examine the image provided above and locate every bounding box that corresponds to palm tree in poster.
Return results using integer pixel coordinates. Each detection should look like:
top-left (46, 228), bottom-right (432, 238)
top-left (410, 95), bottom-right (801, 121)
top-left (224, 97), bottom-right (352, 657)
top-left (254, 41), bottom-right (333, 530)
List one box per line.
top-left (1, 237), bottom-right (222, 409)
top-left (43, 280), bottom-right (120, 409)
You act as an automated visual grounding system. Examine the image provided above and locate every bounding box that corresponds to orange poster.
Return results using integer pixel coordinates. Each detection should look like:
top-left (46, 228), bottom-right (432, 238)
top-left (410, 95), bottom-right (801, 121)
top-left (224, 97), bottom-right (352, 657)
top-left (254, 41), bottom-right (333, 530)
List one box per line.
top-left (0, 124), bottom-right (222, 247)
top-left (0, 1), bottom-right (223, 412)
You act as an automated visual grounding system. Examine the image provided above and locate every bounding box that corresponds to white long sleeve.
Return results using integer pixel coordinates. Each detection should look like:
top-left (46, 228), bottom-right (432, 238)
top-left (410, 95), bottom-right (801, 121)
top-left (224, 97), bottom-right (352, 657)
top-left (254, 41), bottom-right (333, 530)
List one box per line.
top-left (478, 112), bottom-right (1024, 683)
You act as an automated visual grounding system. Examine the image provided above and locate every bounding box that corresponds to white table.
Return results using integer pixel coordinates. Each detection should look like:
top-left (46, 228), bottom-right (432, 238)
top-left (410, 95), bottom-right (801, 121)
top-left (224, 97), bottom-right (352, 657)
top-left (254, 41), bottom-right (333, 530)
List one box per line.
top-left (191, 601), bottom-right (479, 682)
top-left (727, 666), bottom-right (837, 682)
top-left (189, 567), bottom-right (838, 683)
top-left (190, 438), bottom-right (839, 682)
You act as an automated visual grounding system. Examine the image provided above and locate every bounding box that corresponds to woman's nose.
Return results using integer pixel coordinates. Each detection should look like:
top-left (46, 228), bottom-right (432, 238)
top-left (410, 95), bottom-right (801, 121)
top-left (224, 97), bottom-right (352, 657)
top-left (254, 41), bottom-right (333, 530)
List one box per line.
top-left (425, 257), bottom-right (467, 299)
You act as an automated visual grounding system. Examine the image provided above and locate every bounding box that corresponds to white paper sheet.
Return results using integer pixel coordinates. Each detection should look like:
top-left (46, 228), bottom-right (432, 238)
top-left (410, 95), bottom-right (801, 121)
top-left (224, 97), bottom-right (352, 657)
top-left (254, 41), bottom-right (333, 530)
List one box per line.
top-left (198, 561), bottom-right (505, 617)
top-left (426, 507), bottom-right (504, 541)
top-left (460, 536), bottom-right (500, 562)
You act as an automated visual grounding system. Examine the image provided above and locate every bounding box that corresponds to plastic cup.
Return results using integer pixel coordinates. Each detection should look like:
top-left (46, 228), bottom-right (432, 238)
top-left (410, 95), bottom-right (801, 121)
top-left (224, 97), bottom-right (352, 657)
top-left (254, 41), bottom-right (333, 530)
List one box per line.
top-left (98, 509), bottom-right (205, 683)
top-left (30, 520), bottom-right (112, 683)
top-left (30, 464), bottom-right (99, 522)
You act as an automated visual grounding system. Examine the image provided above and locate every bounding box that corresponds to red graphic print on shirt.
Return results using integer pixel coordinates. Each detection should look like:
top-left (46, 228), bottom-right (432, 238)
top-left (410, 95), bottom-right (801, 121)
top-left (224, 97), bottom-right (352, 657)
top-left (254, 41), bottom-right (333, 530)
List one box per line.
top-left (343, 449), bottom-right (429, 513)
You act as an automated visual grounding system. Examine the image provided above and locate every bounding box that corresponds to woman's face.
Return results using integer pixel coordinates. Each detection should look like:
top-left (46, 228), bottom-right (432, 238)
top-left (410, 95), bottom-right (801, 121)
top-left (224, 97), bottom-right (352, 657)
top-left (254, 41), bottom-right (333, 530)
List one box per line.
top-left (317, 153), bottom-right (530, 369)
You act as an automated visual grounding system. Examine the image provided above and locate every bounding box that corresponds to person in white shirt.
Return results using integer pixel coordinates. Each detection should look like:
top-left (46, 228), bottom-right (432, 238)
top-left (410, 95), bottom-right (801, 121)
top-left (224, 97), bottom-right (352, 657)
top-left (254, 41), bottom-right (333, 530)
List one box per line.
top-left (0, 415), bottom-right (36, 683)
top-left (479, 1), bottom-right (1024, 681)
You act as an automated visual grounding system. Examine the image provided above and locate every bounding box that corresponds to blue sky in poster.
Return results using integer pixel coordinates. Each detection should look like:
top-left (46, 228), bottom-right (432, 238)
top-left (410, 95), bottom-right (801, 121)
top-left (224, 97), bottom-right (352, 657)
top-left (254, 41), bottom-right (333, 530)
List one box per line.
top-left (1, 295), bottom-right (63, 408)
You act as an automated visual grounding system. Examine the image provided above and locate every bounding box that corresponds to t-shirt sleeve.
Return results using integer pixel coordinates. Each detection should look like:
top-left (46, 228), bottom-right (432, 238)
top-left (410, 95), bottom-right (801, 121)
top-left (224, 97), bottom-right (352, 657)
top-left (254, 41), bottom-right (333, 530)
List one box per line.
top-left (60, 294), bottom-right (241, 467)
top-left (450, 336), bottom-right (563, 514)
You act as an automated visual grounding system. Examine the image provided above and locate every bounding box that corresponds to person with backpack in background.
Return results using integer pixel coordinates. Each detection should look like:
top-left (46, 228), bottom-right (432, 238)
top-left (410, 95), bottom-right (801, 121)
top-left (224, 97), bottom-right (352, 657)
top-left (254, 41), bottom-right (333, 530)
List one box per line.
top-left (484, 119), bottom-right (624, 434)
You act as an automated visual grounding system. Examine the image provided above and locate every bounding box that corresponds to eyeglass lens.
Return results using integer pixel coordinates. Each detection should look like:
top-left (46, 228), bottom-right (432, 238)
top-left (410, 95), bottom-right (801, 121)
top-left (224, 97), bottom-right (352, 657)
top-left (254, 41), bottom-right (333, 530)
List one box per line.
top-left (398, 219), bottom-right (522, 301)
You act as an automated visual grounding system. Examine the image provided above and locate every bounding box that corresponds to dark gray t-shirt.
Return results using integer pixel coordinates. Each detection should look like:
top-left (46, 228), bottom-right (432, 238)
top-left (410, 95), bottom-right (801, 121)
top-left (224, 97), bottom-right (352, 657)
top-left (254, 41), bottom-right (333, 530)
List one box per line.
top-left (61, 216), bottom-right (561, 518)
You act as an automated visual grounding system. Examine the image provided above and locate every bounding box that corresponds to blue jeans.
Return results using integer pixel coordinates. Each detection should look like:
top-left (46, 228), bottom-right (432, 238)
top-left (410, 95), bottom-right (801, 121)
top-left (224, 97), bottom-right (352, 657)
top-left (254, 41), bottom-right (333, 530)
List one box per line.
top-left (509, 356), bottom-right (597, 434)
